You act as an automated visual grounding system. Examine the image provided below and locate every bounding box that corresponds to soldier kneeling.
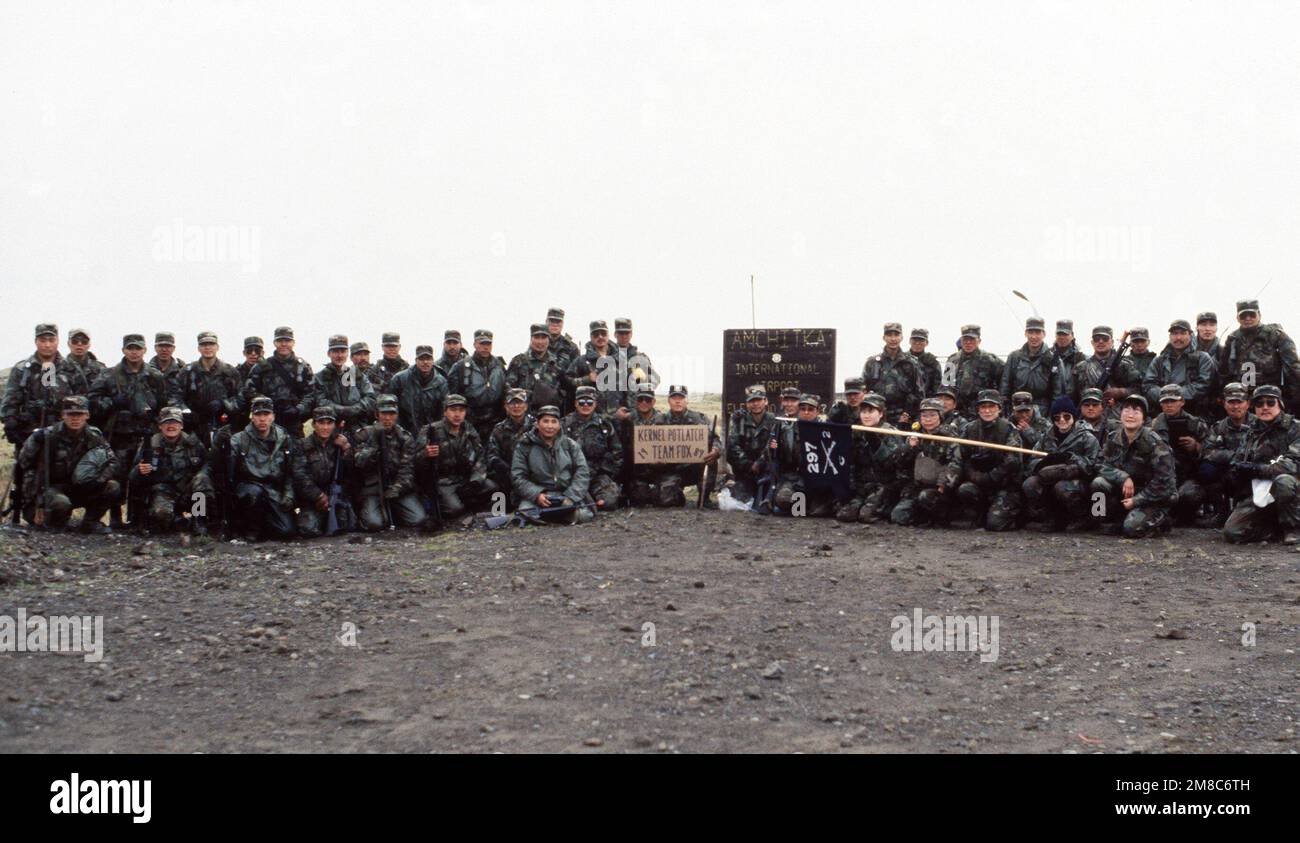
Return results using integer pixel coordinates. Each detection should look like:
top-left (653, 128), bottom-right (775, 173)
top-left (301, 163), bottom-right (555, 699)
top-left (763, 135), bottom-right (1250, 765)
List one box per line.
top-left (774, 394), bottom-right (835, 517)
top-left (295, 405), bottom-right (358, 537)
top-left (17, 396), bottom-right (120, 533)
top-left (130, 405), bottom-right (214, 535)
top-left (415, 394), bottom-right (499, 520)
top-left (1222, 385), bottom-right (1300, 544)
top-left (511, 405), bottom-right (594, 525)
top-left (1022, 397), bottom-right (1099, 532)
top-left (835, 393), bottom-right (901, 523)
top-left (891, 398), bottom-right (961, 527)
top-left (226, 396), bottom-right (303, 541)
top-left (353, 394), bottom-right (428, 531)
top-left (1090, 395), bottom-right (1177, 537)
top-left (562, 385), bottom-right (624, 510)
top-left (954, 389), bottom-right (1024, 531)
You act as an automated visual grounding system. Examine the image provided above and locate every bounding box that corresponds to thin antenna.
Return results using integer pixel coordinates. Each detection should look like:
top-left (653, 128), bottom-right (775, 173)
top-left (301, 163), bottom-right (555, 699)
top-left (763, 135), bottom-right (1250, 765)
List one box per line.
top-left (750, 274), bottom-right (756, 328)
top-left (1254, 278), bottom-right (1272, 299)
top-left (1011, 289), bottom-right (1040, 319)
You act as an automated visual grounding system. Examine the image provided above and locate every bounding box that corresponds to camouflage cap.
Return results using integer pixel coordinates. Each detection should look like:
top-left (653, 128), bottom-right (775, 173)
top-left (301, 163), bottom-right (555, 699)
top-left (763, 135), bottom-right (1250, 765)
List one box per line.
top-left (376, 394), bottom-right (399, 413)
top-left (547, 307), bottom-right (565, 321)
top-left (473, 329), bottom-right (493, 343)
top-left (919, 397), bottom-right (945, 413)
top-left (1251, 384), bottom-right (1283, 403)
top-left (883, 321), bottom-right (903, 334)
top-left (1222, 382), bottom-right (1248, 400)
top-left (328, 334), bottom-right (349, 351)
top-left (274, 326), bottom-right (294, 341)
top-left (744, 384), bottom-right (767, 401)
top-left (976, 389), bottom-right (1002, 406)
top-left (668, 384), bottom-right (688, 397)
top-left (381, 332), bottom-right (400, 346)
top-left (250, 395), bottom-right (275, 414)
top-left (934, 386), bottom-right (957, 400)
top-left (158, 406), bottom-right (185, 424)
top-left (35, 323), bottom-right (58, 338)
top-left (1168, 319), bottom-right (1192, 333)
top-left (312, 405), bottom-right (338, 422)
top-left (614, 318), bottom-right (632, 332)
top-left (633, 383), bottom-right (656, 399)
top-left (123, 333), bottom-right (147, 349)
top-left (444, 329), bottom-right (462, 342)
top-left (1025, 317), bottom-right (1045, 331)
top-left (244, 336), bottom-right (264, 349)
top-left (1129, 327), bottom-right (1149, 341)
top-left (1055, 319), bottom-right (1074, 334)
top-left (536, 405), bottom-right (561, 419)
top-left (154, 331), bottom-right (175, 346)
top-left (910, 327), bottom-right (929, 341)
top-left (505, 388), bottom-right (528, 404)
top-left (843, 377), bottom-right (866, 393)
top-left (61, 395), bottom-right (89, 414)
top-left (589, 320), bottom-right (609, 334)
top-left (1079, 387), bottom-right (1104, 404)
top-left (197, 331), bottom-right (219, 345)
top-left (445, 393), bottom-right (468, 408)
top-left (1197, 311), bottom-right (1217, 324)
top-left (862, 392), bottom-right (886, 410)
top-left (575, 385), bottom-right (598, 401)
top-left (414, 345), bottom-right (434, 359)
top-left (797, 393), bottom-right (821, 407)
top-left (69, 328), bottom-right (89, 341)
top-left (960, 324), bottom-right (981, 339)
top-left (1236, 299), bottom-right (1260, 315)
top-left (350, 341), bottom-right (370, 355)
top-left (1158, 383), bottom-right (1184, 402)
top-left (780, 386), bottom-right (801, 399)
top-left (1011, 391), bottom-right (1034, 411)
top-left (1122, 394), bottom-right (1149, 416)
top-left (530, 323), bottom-right (549, 337)
top-left (1091, 325), bottom-right (1113, 339)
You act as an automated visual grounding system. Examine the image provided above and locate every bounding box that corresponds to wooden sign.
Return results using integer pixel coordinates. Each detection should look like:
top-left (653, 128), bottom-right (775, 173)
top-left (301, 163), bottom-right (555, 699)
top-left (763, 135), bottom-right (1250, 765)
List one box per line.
top-left (722, 328), bottom-right (836, 417)
top-left (633, 424), bottom-right (710, 464)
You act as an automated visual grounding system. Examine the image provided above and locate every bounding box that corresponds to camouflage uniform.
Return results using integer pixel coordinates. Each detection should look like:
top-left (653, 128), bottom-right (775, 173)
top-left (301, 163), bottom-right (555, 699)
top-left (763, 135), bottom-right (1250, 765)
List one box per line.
top-left (1071, 345), bottom-right (1139, 405)
top-left (447, 337), bottom-right (509, 442)
top-left (243, 332), bottom-right (314, 437)
top-left (506, 327), bottom-right (566, 411)
top-left (562, 398), bottom-right (623, 509)
top-left (545, 308), bottom-right (580, 381)
top-left (301, 362), bottom-right (377, 431)
top-left (1198, 387), bottom-right (1253, 526)
top-left (622, 388), bottom-right (667, 506)
top-left (63, 349), bottom-right (106, 395)
top-left (87, 344), bottom-right (169, 523)
top-left (148, 335), bottom-right (187, 406)
top-left (726, 394), bottom-right (779, 505)
top-left (436, 344), bottom-right (468, 379)
top-left (350, 341), bottom-right (387, 392)
top-left (1009, 392), bottom-right (1050, 452)
top-left (388, 356), bottom-right (449, 433)
top-left (352, 414), bottom-right (427, 531)
top-left (835, 396), bottom-right (902, 523)
top-left (773, 406), bottom-right (835, 518)
top-left (414, 413), bottom-right (498, 519)
top-left (890, 404), bottom-right (962, 526)
top-left (944, 326), bottom-right (1004, 414)
top-left (486, 405), bottom-right (536, 502)
top-left (1150, 403), bottom-right (1211, 524)
top-left (954, 392), bottom-right (1024, 531)
top-left (511, 418), bottom-right (594, 524)
top-left (826, 377), bottom-right (866, 425)
top-left (1047, 322), bottom-right (1087, 402)
top-left (232, 337), bottom-right (263, 432)
top-left (129, 416), bottom-right (214, 534)
top-left (179, 340), bottom-right (243, 446)
top-left (908, 328), bottom-right (942, 397)
top-left (16, 399), bottom-right (120, 531)
top-left (1001, 321), bottom-right (1055, 416)
top-left (1221, 390), bottom-right (1300, 543)
top-left (224, 404), bottom-right (307, 540)
top-left (1090, 402), bottom-right (1177, 537)
top-left (1142, 332), bottom-right (1214, 418)
top-left (1023, 414), bottom-right (1100, 530)
top-left (377, 332), bottom-right (409, 391)
top-left (862, 343), bottom-right (924, 424)
top-left (1194, 312), bottom-right (1223, 413)
top-left (566, 344), bottom-right (628, 416)
top-left (655, 393), bottom-right (720, 507)
top-left (294, 416), bottom-right (358, 537)
top-left (3, 351), bottom-right (76, 447)
top-left (1218, 300), bottom-right (1300, 408)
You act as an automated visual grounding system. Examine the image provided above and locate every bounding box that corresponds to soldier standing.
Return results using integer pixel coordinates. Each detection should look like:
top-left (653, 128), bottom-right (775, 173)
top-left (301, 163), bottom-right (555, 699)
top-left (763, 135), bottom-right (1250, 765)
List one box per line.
top-left (1199, 382), bottom-right (1252, 528)
top-left (511, 405), bottom-right (594, 525)
top-left (414, 394), bottom-right (498, 520)
top-left (566, 321), bottom-right (628, 418)
top-left (655, 385), bottom-right (720, 508)
top-left (4, 323), bottom-right (77, 523)
top-left (1141, 319), bottom-right (1214, 418)
top-left (149, 332), bottom-right (186, 406)
top-left (1218, 299), bottom-right (1300, 409)
top-left (300, 334), bottom-right (376, 431)
top-left (1071, 326), bottom-right (1139, 405)
top-left (1090, 395), bottom-right (1176, 537)
top-left (64, 328), bottom-right (105, 394)
top-left (16, 395), bottom-right (119, 533)
top-left (1048, 319), bottom-right (1087, 403)
top-left (1150, 383), bottom-right (1211, 525)
top-left (890, 397), bottom-right (962, 527)
top-left (1195, 311), bottom-right (1223, 414)
top-left (486, 388), bottom-right (536, 500)
top-left (1022, 396), bottom-right (1099, 532)
top-left (954, 389), bottom-right (1024, 531)
top-left (1125, 328), bottom-right (1157, 381)
top-left (778, 386), bottom-right (801, 420)
top-left (130, 405), bottom-right (214, 535)
top-left (436, 330), bottom-right (468, 377)
top-left (377, 332), bottom-right (409, 390)
top-left (908, 328), bottom-right (942, 398)
top-left (827, 377), bottom-right (866, 425)
top-left (545, 307), bottom-right (579, 373)
top-left (862, 322), bottom-right (924, 425)
top-left (562, 384), bottom-right (624, 510)
top-left (506, 323), bottom-right (565, 410)
top-left (447, 329), bottom-right (508, 443)
top-left (835, 393), bottom-right (902, 523)
top-left (351, 394), bottom-right (427, 531)
top-left (224, 395), bottom-right (305, 541)
top-left (243, 326), bottom-right (313, 438)
top-left (945, 324), bottom-right (1004, 415)
top-left (350, 342), bottom-right (387, 391)
top-left (1222, 385), bottom-right (1300, 544)
top-left (389, 344), bottom-right (448, 433)
top-left (294, 405), bottom-right (358, 538)
top-left (1001, 317), bottom-right (1055, 417)
top-left (180, 331), bottom-right (243, 447)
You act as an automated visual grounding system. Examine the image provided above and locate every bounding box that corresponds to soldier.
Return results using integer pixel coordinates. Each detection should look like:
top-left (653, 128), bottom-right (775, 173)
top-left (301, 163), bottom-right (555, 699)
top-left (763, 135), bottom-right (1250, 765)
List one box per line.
top-left (180, 331), bottom-right (243, 447)
top-left (1218, 299), bottom-right (1300, 409)
top-left (436, 330), bottom-right (468, 377)
top-left (726, 384), bottom-right (779, 506)
top-left (1022, 396), bottom-right (1099, 532)
top-left (778, 386), bottom-right (801, 420)
top-left (1126, 327), bottom-right (1157, 381)
top-left (862, 322), bottom-right (924, 425)
top-left (1199, 382), bottom-right (1253, 528)
top-left (507, 323), bottom-right (566, 410)
top-left (447, 329), bottom-right (508, 443)
top-left (4, 324), bottom-right (77, 523)
top-left (945, 324), bottom-right (1004, 415)
top-left (16, 396), bottom-right (119, 533)
top-left (1048, 319), bottom-right (1087, 403)
top-left (389, 344), bottom-right (448, 433)
top-left (908, 328), bottom-right (942, 398)
top-left (486, 388), bottom-right (536, 500)
top-left (934, 386), bottom-right (970, 433)
top-left (414, 394), bottom-right (498, 520)
top-left (623, 382), bottom-right (667, 506)
top-left (294, 405), bottom-right (358, 538)
top-left (836, 392), bottom-right (902, 523)
top-left (1010, 390), bottom-right (1050, 452)
top-left (1195, 311), bottom-right (1223, 413)
top-left (64, 328), bottom-right (106, 394)
top-left (1077, 387), bottom-right (1116, 449)
top-left (1090, 395), bottom-right (1177, 537)
top-left (655, 385), bottom-right (721, 508)
top-left (1150, 383), bottom-right (1211, 526)
top-left (300, 334), bottom-right (376, 431)
top-left (377, 332), bottom-right (409, 390)
top-left (545, 307), bottom-right (579, 373)
top-left (827, 378), bottom-right (866, 425)
top-left (1001, 317), bottom-right (1056, 417)
top-left (562, 384), bottom-right (624, 510)
top-left (612, 317), bottom-right (657, 399)
top-left (891, 397), bottom-right (961, 527)
top-left (243, 326), bottom-right (313, 438)
top-left (149, 331), bottom-right (186, 405)
top-left (1222, 385), bottom-right (1300, 544)
top-left (772, 394), bottom-right (835, 517)
top-left (954, 389), bottom-right (1024, 531)
top-left (1142, 319), bottom-right (1214, 418)
top-left (130, 405), bottom-right (214, 535)
top-left (567, 320), bottom-right (626, 418)
top-left (230, 336), bottom-right (264, 433)
top-left (350, 341), bottom-right (387, 391)
top-left (224, 395), bottom-right (304, 541)
top-left (87, 333), bottom-right (169, 529)
top-left (352, 394), bottom-right (427, 531)
top-left (511, 405), bottom-right (594, 525)
top-left (1071, 325), bottom-right (1139, 405)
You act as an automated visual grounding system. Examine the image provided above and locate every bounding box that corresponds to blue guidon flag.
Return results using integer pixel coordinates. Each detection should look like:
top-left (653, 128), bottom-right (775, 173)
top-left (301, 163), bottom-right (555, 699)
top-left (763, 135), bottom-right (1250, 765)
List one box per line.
top-left (797, 420), bottom-right (852, 500)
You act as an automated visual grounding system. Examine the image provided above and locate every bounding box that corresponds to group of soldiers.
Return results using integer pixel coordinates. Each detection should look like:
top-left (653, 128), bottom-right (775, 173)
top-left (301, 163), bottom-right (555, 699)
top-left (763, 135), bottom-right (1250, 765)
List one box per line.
top-left (3, 298), bottom-right (1298, 544)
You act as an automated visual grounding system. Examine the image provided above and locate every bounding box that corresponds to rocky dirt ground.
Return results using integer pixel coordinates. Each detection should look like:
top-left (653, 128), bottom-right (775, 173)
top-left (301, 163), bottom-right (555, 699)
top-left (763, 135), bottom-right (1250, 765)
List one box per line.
top-left (1, 507), bottom-right (1296, 753)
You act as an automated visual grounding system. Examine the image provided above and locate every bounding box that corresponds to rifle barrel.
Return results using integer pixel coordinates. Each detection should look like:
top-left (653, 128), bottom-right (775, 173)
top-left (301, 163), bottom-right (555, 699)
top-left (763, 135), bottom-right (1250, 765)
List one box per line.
top-left (774, 417), bottom-right (1047, 457)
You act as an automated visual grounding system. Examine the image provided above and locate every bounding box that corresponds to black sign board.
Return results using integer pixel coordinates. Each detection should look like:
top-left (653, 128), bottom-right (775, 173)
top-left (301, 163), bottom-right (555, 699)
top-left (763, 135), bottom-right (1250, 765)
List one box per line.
top-left (722, 328), bottom-right (836, 417)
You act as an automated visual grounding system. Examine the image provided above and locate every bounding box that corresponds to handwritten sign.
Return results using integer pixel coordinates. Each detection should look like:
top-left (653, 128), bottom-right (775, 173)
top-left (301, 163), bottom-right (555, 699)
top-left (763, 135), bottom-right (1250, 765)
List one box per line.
top-left (722, 328), bottom-right (836, 417)
top-left (633, 424), bottom-right (710, 464)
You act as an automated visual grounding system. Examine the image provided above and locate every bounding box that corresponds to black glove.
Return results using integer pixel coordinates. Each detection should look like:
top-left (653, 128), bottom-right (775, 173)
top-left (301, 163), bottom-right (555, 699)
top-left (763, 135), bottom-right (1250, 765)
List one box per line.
top-left (1231, 461), bottom-right (1261, 479)
top-left (208, 400), bottom-right (225, 419)
top-left (1037, 464), bottom-right (1071, 484)
top-left (112, 394), bottom-right (132, 411)
top-left (3, 422), bottom-right (19, 443)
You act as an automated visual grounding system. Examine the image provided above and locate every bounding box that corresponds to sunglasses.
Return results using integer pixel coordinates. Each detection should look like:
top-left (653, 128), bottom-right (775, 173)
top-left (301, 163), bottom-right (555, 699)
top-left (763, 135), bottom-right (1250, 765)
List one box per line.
top-left (1051, 413), bottom-right (1074, 421)
top-left (577, 399), bottom-right (596, 406)
top-left (1254, 398), bottom-right (1280, 408)
top-left (635, 396), bottom-right (654, 403)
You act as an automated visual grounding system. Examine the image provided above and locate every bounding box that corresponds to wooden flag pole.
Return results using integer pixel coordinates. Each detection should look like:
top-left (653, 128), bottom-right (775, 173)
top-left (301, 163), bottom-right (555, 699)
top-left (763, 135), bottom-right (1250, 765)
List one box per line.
top-left (774, 417), bottom-right (1048, 457)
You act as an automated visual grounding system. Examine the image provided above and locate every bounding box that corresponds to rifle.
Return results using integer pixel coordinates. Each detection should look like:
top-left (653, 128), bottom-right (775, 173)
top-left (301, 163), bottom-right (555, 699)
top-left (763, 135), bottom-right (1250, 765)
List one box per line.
top-left (420, 423), bottom-right (443, 530)
top-left (223, 435), bottom-right (237, 538)
top-left (376, 428), bottom-right (395, 530)
top-left (697, 415), bottom-right (718, 509)
top-left (325, 437), bottom-right (345, 536)
top-left (125, 434), bottom-right (147, 530)
top-left (482, 500), bottom-right (597, 529)
top-left (33, 408), bottom-right (50, 527)
top-left (755, 424), bottom-right (782, 515)
top-left (1094, 330), bottom-right (1132, 393)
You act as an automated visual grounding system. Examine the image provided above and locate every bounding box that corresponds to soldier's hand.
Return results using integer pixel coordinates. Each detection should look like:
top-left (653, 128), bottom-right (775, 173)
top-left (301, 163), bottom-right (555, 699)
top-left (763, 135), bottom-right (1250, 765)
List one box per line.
top-left (704, 448), bottom-right (719, 464)
top-left (137, 462), bottom-right (153, 475)
top-left (425, 444), bottom-right (440, 458)
top-left (936, 484), bottom-right (946, 495)
top-left (614, 407), bottom-right (630, 420)
top-left (907, 436), bottom-right (919, 448)
top-left (898, 412), bottom-right (911, 425)
top-left (1014, 418), bottom-right (1029, 430)
top-left (335, 434), bottom-right (351, 451)
top-left (1121, 497), bottom-right (1136, 510)
top-left (750, 462), bottom-right (762, 475)
top-left (537, 492), bottom-right (553, 508)
top-left (316, 493), bottom-right (329, 511)
top-left (1121, 478), bottom-right (1135, 499)
top-left (1177, 435), bottom-right (1198, 453)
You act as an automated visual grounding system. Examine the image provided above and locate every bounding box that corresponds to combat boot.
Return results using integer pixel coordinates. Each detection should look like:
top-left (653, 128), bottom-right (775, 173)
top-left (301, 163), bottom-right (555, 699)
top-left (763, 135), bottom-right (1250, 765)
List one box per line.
top-left (191, 516), bottom-right (209, 537)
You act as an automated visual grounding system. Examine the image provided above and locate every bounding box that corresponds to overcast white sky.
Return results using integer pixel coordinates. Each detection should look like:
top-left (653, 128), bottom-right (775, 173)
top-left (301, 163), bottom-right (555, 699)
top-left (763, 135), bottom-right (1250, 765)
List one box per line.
top-left (2, 1), bottom-right (1297, 390)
